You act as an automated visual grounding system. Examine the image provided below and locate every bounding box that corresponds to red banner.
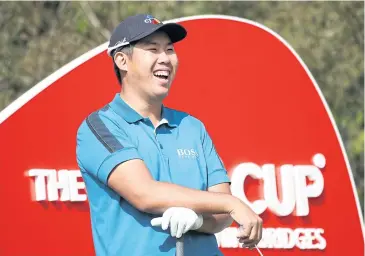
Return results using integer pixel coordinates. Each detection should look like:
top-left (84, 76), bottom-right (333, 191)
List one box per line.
top-left (0, 15), bottom-right (363, 256)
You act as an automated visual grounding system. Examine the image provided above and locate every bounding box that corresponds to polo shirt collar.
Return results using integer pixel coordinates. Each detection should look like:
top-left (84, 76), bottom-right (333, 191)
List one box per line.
top-left (109, 94), bottom-right (178, 127)
top-left (161, 106), bottom-right (178, 128)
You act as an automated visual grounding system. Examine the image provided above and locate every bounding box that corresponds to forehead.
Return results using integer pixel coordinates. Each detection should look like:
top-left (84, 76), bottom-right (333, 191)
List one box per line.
top-left (136, 31), bottom-right (172, 46)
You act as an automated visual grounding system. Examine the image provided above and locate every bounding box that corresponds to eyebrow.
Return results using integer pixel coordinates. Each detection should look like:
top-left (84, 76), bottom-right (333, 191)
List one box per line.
top-left (139, 40), bottom-right (173, 46)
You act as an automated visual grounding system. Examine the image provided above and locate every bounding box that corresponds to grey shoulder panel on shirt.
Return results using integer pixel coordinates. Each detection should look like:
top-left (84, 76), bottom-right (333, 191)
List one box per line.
top-left (85, 104), bottom-right (124, 153)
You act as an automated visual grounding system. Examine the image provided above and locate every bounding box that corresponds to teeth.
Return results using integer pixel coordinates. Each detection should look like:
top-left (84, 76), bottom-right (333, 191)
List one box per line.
top-left (154, 71), bottom-right (170, 77)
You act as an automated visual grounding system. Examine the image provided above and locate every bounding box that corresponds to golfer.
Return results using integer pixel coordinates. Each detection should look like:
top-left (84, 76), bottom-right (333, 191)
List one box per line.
top-left (76, 14), bottom-right (262, 256)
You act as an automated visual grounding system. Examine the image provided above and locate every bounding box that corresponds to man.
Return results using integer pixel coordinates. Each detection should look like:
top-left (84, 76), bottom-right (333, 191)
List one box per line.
top-left (76, 14), bottom-right (262, 256)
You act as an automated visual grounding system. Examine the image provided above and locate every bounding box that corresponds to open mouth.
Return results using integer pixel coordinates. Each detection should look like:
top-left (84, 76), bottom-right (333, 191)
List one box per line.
top-left (153, 70), bottom-right (170, 80)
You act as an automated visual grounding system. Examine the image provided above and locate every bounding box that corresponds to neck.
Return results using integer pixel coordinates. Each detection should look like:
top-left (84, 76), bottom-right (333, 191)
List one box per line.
top-left (119, 88), bottom-right (162, 125)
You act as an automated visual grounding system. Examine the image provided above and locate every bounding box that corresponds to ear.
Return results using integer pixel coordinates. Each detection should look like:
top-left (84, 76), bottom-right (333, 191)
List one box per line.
top-left (114, 52), bottom-right (128, 72)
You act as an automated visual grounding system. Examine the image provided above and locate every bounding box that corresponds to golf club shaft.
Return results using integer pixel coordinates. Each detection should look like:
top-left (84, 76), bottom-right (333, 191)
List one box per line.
top-left (176, 236), bottom-right (184, 256)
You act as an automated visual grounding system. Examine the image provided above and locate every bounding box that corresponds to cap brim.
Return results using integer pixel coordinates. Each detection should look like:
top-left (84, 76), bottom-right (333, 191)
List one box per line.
top-left (156, 23), bottom-right (187, 43)
top-left (132, 23), bottom-right (187, 44)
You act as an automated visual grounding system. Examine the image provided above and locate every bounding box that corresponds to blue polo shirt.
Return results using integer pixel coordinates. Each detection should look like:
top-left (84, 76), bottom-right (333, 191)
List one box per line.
top-left (76, 93), bottom-right (230, 256)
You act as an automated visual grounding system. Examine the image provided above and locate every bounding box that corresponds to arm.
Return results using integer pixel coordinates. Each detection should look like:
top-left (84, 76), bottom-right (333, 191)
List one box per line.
top-left (107, 159), bottom-right (238, 215)
top-left (195, 183), bottom-right (234, 234)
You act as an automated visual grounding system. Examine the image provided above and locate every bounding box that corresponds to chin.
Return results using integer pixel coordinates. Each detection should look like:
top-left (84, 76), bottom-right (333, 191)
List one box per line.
top-left (149, 82), bottom-right (171, 100)
top-left (151, 90), bottom-right (169, 101)
top-left (156, 92), bottom-right (169, 101)
top-left (155, 86), bottom-right (170, 95)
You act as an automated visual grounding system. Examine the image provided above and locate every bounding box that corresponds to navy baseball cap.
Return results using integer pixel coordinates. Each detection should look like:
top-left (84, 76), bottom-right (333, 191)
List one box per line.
top-left (107, 14), bottom-right (187, 56)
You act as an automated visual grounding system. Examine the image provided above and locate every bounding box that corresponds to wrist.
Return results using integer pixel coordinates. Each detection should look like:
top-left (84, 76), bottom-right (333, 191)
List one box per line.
top-left (226, 195), bottom-right (241, 214)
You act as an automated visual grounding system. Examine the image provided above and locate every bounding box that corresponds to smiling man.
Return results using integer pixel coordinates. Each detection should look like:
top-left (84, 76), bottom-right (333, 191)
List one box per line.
top-left (76, 14), bottom-right (262, 256)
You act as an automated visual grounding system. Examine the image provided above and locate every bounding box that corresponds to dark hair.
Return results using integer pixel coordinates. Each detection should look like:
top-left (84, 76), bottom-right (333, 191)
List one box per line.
top-left (112, 44), bottom-right (134, 85)
top-left (113, 62), bottom-right (122, 85)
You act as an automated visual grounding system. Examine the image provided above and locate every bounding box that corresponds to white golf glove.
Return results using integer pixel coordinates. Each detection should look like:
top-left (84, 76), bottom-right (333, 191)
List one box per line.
top-left (151, 207), bottom-right (203, 238)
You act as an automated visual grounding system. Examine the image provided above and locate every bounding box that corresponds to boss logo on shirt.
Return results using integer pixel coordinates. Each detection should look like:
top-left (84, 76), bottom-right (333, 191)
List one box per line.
top-left (176, 148), bottom-right (199, 159)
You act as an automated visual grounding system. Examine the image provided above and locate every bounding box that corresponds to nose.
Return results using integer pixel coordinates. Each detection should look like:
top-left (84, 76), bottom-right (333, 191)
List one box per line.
top-left (157, 51), bottom-right (171, 64)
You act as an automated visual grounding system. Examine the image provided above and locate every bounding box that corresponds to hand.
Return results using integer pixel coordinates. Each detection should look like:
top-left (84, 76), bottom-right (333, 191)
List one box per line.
top-left (151, 207), bottom-right (203, 238)
top-left (229, 199), bottom-right (263, 248)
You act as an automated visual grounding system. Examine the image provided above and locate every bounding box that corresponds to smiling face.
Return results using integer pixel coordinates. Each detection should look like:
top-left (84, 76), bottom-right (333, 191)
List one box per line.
top-left (114, 31), bottom-right (179, 102)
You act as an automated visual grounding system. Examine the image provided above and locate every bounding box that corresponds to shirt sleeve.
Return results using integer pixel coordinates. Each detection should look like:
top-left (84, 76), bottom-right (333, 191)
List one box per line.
top-left (200, 122), bottom-right (231, 188)
top-left (76, 111), bottom-right (142, 185)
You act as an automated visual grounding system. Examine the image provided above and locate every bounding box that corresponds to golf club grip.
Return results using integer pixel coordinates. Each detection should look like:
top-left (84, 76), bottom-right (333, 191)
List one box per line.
top-left (176, 236), bottom-right (184, 256)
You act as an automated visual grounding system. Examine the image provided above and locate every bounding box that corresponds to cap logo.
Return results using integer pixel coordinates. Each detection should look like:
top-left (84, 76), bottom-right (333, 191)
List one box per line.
top-left (144, 15), bottom-right (161, 24)
top-left (114, 37), bottom-right (127, 46)
top-left (107, 37), bottom-right (129, 55)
